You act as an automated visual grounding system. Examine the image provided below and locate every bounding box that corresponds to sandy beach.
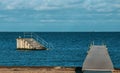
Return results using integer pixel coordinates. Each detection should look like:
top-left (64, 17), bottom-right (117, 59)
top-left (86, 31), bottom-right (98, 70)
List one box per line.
top-left (0, 67), bottom-right (76, 73)
top-left (0, 67), bottom-right (119, 73)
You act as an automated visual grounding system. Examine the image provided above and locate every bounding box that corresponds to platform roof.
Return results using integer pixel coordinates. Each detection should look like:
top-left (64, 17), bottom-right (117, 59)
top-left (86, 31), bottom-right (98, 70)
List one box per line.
top-left (82, 45), bottom-right (114, 71)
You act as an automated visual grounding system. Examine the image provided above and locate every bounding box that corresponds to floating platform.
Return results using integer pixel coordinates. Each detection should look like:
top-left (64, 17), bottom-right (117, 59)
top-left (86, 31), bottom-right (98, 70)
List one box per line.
top-left (17, 38), bottom-right (47, 50)
top-left (82, 45), bottom-right (114, 73)
top-left (16, 33), bottom-right (54, 50)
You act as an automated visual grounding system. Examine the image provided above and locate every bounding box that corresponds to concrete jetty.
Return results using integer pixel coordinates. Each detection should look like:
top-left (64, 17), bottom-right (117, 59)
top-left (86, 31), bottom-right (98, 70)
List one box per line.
top-left (82, 45), bottom-right (114, 73)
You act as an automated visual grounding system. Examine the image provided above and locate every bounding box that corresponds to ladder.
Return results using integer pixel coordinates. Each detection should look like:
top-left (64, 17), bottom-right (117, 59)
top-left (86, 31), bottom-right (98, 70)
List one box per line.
top-left (23, 32), bottom-right (54, 49)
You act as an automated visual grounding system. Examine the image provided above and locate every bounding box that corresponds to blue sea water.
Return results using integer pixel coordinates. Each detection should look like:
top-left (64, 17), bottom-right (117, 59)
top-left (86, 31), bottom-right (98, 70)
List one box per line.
top-left (0, 32), bottom-right (119, 68)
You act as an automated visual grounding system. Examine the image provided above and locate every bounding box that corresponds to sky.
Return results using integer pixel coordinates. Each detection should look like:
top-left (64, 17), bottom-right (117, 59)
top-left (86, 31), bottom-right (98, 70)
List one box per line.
top-left (0, 0), bottom-right (120, 32)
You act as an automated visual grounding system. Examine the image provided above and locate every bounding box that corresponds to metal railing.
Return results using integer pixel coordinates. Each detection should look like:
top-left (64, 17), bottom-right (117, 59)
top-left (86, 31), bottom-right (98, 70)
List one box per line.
top-left (23, 32), bottom-right (54, 49)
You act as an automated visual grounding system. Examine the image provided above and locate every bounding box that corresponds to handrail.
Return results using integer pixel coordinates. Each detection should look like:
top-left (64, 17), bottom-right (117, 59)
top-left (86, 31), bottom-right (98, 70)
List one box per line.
top-left (23, 32), bottom-right (54, 49)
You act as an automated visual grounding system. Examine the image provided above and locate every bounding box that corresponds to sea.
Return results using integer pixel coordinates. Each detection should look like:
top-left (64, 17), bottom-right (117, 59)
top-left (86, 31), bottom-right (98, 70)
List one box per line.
top-left (0, 32), bottom-right (119, 68)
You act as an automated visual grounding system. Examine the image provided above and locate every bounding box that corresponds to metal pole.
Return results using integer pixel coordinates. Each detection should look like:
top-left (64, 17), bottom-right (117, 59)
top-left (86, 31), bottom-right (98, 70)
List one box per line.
top-left (37, 35), bottom-right (38, 42)
top-left (31, 32), bottom-right (32, 38)
top-left (24, 32), bottom-right (25, 38)
top-left (92, 41), bottom-right (94, 45)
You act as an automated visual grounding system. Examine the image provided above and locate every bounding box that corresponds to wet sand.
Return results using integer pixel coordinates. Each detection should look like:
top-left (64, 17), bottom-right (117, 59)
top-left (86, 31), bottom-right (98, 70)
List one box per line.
top-left (0, 66), bottom-right (76, 73)
top-left (113, 69), bottom-right (120, 73)
top-left (0, 66), bottom-right (119, 73)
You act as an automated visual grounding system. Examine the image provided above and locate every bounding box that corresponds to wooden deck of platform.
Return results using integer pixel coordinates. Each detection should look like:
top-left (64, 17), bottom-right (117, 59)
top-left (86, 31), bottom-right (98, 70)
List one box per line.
top-left (82, 45), bottom-right (114, 71)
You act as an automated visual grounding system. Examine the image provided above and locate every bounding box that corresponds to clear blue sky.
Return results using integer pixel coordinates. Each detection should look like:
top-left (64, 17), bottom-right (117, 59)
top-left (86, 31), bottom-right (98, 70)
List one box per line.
top-left (0, 0), bottom-right (120, 32)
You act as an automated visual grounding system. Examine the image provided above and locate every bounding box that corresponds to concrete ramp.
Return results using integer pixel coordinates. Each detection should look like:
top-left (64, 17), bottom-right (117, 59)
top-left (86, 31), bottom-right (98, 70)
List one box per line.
top-left (82, 45), bottom-right (114, 72)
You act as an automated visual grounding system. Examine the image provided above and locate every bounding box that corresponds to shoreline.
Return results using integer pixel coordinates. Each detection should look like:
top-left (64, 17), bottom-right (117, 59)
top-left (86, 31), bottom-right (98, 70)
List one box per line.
top-left (0, 66), bottom-right (76, 73)
top-left (0, 66), bottom-right (119, 73)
